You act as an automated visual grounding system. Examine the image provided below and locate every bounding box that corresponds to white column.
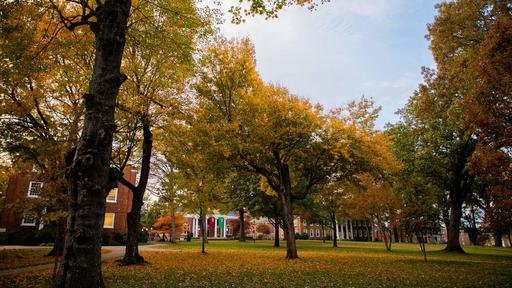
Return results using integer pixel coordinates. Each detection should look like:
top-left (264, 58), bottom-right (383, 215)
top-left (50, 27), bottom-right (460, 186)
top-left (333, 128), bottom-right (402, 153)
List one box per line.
top-left (214, 217), bottom-right (218, 238)
top-left (349, 220), bottom-right (354, 240)
top-left (222, 217), bottom-right (227, 238)
top-left (195, 217), bottom-right (199, 238)
top-left (340, 220), bottom-right (345, 240)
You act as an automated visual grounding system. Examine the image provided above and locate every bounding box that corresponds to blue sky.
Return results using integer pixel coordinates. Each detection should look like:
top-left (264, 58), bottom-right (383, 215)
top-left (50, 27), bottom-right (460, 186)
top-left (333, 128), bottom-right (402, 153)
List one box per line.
top-left (218, 0), bottom-right (439, 129)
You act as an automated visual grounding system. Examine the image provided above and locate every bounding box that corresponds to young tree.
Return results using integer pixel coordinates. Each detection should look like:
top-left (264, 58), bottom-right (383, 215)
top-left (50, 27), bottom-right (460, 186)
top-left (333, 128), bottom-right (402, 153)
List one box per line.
top-left (347, 175), bottom-right (401, 251)
top-left (312, 181), bottom-right (348, 248)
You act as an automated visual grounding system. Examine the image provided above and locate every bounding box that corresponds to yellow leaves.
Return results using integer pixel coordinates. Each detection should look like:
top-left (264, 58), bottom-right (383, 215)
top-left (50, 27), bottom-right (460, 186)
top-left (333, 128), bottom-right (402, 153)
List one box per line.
top-left (259, 177), bottom-right (277, 196)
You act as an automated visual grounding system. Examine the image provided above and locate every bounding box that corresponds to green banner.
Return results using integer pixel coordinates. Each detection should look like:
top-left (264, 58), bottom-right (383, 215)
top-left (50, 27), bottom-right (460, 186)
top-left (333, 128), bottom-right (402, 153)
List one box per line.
top-left (217, 217), bottom-right (224, 228)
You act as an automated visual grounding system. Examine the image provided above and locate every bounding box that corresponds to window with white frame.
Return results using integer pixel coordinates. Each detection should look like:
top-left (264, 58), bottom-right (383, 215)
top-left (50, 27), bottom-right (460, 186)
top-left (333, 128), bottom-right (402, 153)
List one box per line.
top-left (27, 181), bottom-right (43, 198)
top-left (21, 215), bottom-right (36, 226)
top-left (103, 213), bottom-right (115, 229)
top-left (316, 229), bottom-right (320, 237)
top-left (106, 188), bottom-right (118, 203)
top-left (310, 229), bottom-right (314, 237)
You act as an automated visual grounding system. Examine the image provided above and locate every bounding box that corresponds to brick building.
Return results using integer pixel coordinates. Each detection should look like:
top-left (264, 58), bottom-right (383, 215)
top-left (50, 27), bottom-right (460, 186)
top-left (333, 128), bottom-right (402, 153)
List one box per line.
top-left (0, 166), bottom-right (137, 236)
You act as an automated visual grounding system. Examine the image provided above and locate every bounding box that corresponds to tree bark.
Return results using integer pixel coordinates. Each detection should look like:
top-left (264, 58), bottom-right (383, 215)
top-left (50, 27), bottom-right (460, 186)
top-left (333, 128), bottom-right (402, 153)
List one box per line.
top-left (120, 118), bottom-right (152, 265)
top-left (274, 219), bottom-right (280, 247)
top-left (321, 223), bottom-right (325, 244)
top-left (239, 209), bottom-right (246, 242)
top-left (383, 229), bottom-right (392, 251)
top-left (47, 218), bottom-right (66, 257)
top-left (280, 190), bottom-right (298, 259)
top-left (444, 197), bottom-right (465, 253)
top-left (331, 213), bottom-right (338, 248)
top-left (494, 230), bottom-right (503, 247)
top-left (170, 208), bottom-right (176, 244)
top-left (199, 208), bottom-right (206, 254)
top-left (56, 1), bottom-right (131, 287)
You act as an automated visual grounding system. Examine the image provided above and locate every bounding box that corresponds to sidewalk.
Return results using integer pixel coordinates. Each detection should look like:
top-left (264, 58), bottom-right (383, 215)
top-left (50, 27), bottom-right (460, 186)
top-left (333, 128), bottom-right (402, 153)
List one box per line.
top-left (0, 244), bottom-right (169, 276)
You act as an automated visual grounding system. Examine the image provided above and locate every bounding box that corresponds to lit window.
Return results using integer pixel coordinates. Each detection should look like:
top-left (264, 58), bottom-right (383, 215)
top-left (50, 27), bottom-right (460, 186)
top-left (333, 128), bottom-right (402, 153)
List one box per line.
top-left (21, 215), bottom-right (36, 226)
top-left (106, 188), bottom-right (118, 203)
top-left (27, 182), bottom-right (43, 198)
top-left (104, 213), bottom-right (115, 229)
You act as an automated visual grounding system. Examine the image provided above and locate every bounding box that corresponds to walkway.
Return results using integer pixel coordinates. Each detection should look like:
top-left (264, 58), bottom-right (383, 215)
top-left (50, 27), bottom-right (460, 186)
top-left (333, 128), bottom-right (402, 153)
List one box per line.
top-left (0, 244), bottom-right (169, 276)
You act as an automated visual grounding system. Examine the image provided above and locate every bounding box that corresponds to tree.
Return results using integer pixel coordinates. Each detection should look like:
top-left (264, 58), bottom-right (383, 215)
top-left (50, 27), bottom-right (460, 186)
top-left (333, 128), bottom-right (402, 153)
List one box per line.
top-left (107, 0), bottom-right (204, 264)
top-left (0, 1), bottom-right (93, 257)
top-left (425, 0), bottom-right (512, 250)
top-left (216, 87), bottom-right (395, 258)
top-left (347, 174), bottom-right (401, 251)
top-left (26, 0), bottom-right (323, 285)
top-left (223, 171), bottom-right (260, 242)
top-left (312, 181), bottom-right (348, 248)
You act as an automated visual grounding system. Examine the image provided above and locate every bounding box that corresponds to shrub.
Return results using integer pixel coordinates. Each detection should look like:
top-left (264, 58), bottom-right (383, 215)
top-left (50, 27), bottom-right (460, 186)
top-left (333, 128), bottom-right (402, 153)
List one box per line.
top-left (294, 232), bottom-right (309, 240)
top-left (0, 233), bottom-right (8, 244)
top-left (114, 232), bottom-right (128, 245)
top-left (138, 230), bottom-right (149, 243)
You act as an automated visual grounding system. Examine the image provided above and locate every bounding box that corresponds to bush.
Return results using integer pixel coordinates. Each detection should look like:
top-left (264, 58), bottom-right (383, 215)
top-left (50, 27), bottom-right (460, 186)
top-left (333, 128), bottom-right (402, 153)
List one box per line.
top-left (0, 233), bottom-right (8, 244)
top-left (138, 230), bottom-right (149, 243)
top-left (102, 232), bottom-right (115, 246)
top-left (114, 232), bottom-right (128, 245)
top-left (295, 232), bottom-right (309, 240)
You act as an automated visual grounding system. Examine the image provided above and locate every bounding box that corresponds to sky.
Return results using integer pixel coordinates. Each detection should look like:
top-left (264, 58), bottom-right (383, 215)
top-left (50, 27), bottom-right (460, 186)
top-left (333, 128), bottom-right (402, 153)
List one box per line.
top-left (217, 0), bottom-right (440, 129)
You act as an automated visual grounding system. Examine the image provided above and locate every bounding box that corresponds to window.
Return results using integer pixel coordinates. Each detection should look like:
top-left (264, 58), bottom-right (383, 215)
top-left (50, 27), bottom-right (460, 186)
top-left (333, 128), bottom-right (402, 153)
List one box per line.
top-left (310, 229), bottom-right (314, 237)
top-left (27, 181), bottom-right (43, 198)
top-left (316, 229), bottom-right (320, 237)
top-left (106, 188), bottom-right (118, 203)
top-left (21, 215), bottom-right (36, 226)
top-left (104, 213), bottom-right (115, 229)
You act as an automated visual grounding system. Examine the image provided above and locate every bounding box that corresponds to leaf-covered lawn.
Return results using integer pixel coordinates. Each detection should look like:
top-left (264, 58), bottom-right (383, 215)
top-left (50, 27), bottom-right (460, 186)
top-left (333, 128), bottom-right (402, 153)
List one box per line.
top-left (0, 248), bottom-right (112, 271)
top-left (0, 248), bottom-right (53, 270)
top-left (1, 240), bottom-right (511, 287)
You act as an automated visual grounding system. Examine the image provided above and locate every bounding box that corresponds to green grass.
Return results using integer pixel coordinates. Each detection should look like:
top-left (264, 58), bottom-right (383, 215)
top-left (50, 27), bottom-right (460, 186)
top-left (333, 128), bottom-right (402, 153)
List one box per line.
top-left (1, 240), bottom-right (511, 287)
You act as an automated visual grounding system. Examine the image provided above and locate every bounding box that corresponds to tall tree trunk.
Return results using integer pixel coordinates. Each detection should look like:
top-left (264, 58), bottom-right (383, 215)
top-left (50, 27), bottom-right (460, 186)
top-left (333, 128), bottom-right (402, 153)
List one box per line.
top-left (56, 1), bottom-right (131, 287)
top-left (418, 233), bottom-right (427, 262)
top-left (444, 197), bottom-right (465, 253)
top-left (123, 190), bottom-right (144, 264)
top-left (280, 191), bottom-right (298, 259)
top-left (120, 118), bottom-right (152, 264)
top-left (321, 223), bottom-right (325, 244)
top-left (331, 213), bottom-right (338, 248)
top-left (199, 208), bottom-right (206, 254)
top-left (494, 230), bottom-right (503, 247)
top-left (48, 218), bottom-right (66, 257)
top-left (170, 207), bottom-right (176, 244)
top-left (239, 209), bottom-right (246, 242)
top-left (274, 219), bottom-right (280, 247)
top-left (383, 228), bottom-right (392, 251)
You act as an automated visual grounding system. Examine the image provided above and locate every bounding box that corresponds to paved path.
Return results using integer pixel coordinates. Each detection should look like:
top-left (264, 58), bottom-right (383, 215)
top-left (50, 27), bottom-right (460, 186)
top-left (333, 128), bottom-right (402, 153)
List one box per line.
top-left (0, 244), bottom-right (170, 276)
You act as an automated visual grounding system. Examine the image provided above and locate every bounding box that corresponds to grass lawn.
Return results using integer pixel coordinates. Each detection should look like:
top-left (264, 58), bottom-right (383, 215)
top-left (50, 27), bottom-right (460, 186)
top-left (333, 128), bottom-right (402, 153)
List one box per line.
top-left (1, 240), bottom-right (511, 287)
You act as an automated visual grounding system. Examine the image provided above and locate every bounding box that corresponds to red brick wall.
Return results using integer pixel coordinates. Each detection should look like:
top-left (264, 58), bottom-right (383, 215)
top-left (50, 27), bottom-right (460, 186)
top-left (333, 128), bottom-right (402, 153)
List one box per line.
top-left (104, 166), bottom-right (136, 234)
top-left (0, 174), bottom-right (35, 232)
top-left (1, 166), bottom-right (137, 234)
